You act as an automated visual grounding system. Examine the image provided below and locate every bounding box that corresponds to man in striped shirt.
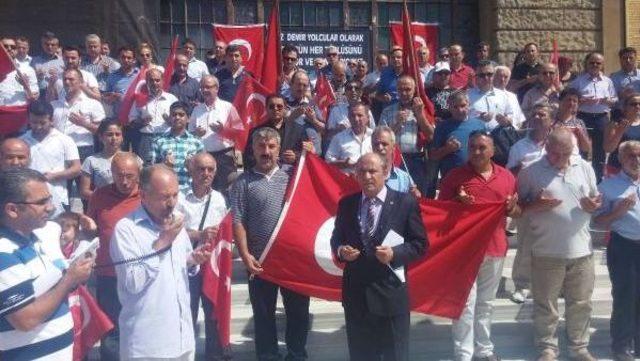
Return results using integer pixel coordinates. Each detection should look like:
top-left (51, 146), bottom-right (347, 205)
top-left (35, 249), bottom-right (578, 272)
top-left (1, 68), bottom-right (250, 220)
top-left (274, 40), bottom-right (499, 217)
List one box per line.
top-left (0, 168), bottom-right (93, 360)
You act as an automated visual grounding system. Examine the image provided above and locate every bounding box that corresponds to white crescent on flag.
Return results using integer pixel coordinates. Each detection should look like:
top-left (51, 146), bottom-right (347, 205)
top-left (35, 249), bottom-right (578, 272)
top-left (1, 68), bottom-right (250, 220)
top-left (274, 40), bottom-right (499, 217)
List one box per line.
top-left (414, 34), bottom-right (427, 48)
top-left (245, 93), bottom-right (267, 126)
top-left (313, 217), bottom-right (343, 276)
top-left (209, 239), bottom-right (233, 290)
top-left (229, 38), bottom-right (253, 61)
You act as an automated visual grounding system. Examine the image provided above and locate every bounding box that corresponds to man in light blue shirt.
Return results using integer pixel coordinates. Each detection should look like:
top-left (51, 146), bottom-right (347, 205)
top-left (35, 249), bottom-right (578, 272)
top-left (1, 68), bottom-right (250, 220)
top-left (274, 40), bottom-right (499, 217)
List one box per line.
top-left (110, 165), bottom-right (211, 361)
top-left (371, 125), bottom-right (420, 198)
top-left (610, 47), bottom-right (640, 98)
top-left (594, 140), bottom-right (640, 361)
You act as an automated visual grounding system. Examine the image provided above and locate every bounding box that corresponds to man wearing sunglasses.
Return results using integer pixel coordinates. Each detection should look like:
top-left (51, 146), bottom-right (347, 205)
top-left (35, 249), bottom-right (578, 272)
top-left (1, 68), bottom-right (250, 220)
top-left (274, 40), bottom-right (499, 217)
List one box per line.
top-left (0, 167), bottom-right (94, 361)
top-left (469, 60), bottom-right (516, 132)
top-left (521, 63), bottom-right (563, 117)
top-left (280, 44), bottom-right (300, 99)
top-left (321, 45), bottom-right (341, 78)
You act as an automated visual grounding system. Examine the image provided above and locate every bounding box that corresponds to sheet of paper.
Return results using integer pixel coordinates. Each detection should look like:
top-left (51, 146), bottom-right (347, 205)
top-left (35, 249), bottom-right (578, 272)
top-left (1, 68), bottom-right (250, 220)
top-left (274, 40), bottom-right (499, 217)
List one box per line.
top-left (382, 229), bottom-right (405, 283)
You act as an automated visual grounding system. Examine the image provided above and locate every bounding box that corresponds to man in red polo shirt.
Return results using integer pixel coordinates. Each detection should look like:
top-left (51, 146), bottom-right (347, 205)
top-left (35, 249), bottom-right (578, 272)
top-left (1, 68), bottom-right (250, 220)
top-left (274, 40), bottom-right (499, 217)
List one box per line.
top-left (86, 152), bottom-right (142, 361)
top-left (449, 44), bottom-right (475, 90)
top-left (438, 131), bottom-right (520, 361)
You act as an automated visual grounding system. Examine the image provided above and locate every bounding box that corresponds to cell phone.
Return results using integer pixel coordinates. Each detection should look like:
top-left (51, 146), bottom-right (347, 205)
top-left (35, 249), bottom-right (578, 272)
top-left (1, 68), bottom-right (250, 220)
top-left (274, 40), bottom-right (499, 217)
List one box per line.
top-left (69, 238), bottom-right (100, 264)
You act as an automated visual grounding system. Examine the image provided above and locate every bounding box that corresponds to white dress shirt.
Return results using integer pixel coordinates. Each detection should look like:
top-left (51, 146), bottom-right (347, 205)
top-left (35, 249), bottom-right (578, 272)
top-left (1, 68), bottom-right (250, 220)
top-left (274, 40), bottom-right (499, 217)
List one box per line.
top-left (52, 92), bottom-right (106, 147)
top-left (569, 72), bottom-right (618, 114)
top-left (177, 189), bottom-right (227, 232)
top-left (128, 91), bottom-right (178, 134)
top-left (187, 57), bottom-right (209, 82)
top-left (188, 98), bottom-right (238, 152)
top-left (468, 87), bottom-right (514, 131)
top-left (325, 128), bottom-right (373, 172)
top-left (110, 206), bottom-right (195, 360)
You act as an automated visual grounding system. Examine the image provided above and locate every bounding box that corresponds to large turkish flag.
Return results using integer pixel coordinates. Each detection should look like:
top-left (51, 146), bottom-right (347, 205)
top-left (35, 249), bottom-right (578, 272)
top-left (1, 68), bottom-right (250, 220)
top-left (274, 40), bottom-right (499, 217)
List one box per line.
top-left (68, 286), bottom-right (114, 361)
top-left (259, 152), bottom-right (506, 319)
top-left (0, 104), bottom-right (28, 136)
top-left (390, 21), bottom-right (438, 66)
top-left (213, 24), bottom-right (265, 78)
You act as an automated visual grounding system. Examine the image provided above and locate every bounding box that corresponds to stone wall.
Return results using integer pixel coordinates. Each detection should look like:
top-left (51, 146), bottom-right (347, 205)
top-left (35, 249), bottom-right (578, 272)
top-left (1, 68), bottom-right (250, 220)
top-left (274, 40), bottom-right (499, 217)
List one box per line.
top-left (490, 0), bottom-right (603, 70)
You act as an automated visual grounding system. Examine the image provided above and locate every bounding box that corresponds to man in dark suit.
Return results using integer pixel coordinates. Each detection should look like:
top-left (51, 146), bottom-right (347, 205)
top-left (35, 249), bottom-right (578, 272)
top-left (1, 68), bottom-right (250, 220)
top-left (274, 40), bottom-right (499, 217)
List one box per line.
top-left (331, 152), bottom-right (428, 361)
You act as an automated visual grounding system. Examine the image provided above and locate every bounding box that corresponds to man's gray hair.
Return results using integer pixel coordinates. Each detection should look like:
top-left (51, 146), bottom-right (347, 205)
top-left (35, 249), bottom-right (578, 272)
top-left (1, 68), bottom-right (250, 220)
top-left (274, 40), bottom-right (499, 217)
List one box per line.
top-left (251, 127), bottom-right (281, 146)
top-left (494, 65), bottom-right (511, 76)
top-left (201, 74), bottom-right (219, 87)
top-left (85, 34), bottom-right (101, 43)
top-left (372, 126), bottom-right (396, 145)
top-left (619, 140), bottom-right (640, 159)
top-left (0, 168), bottom-right (47, 212)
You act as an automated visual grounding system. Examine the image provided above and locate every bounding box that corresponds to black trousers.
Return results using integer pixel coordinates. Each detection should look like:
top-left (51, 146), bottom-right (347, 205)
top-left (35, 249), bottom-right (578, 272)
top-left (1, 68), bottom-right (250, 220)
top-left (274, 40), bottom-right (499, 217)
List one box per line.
top-left (577, 111), bottom-right (608, 182)
top-left (96, 276), bottom-right (121, 361)
top-left (248, 276), bottom-right (310, 361)
top-left (209, 149), bottom-right (237, 196)
top-left (608, 232), bottom-right (640, 354)
top-left (344, 302), bottom-right (410, 361)
top-left (189, 271), bottom-right (228, 360)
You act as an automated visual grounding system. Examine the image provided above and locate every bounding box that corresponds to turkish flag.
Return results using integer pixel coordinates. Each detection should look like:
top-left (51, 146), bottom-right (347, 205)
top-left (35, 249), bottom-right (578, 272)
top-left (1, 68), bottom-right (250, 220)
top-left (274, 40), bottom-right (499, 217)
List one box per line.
top-left (68, 286), bottom-right (114, 361)
top-left (117, 66), bottom-right (147, 125)
top-left (213, 24), bottom-right (265, 78)
top-left (202, 212), bottom-right (234, 347)
top-left (0, 104), bottom-right (28, 136)
top-left (260, 0), bottom-right (282, 93)
top-left (260, 152), bottom-right (506, 319)
top-left (218, 75), bottom-right (270, 151)
top-left (550, 36), bottom-right (559, 66)
top-left (390, 21), bottom-right (438, 66)
top-left (0, 45), bottom-right (14, 82)
top-left (162, 35), bottom-right (180, 91)
top-left (313, 72), bottom-right (336, 121)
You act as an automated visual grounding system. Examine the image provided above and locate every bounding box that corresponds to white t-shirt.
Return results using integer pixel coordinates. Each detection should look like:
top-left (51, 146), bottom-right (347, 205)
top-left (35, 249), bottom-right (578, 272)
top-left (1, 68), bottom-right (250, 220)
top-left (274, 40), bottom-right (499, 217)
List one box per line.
top-left (0, 65), bottom-right (38, 106)
top-left (21, 129), bottom-right (80, 208)
top-left (54, 69), bottom-right (99, 100)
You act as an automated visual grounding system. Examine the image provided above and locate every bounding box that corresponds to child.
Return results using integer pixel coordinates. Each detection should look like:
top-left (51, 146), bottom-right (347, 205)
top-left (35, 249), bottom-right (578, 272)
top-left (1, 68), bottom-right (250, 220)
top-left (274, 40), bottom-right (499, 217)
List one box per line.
top-left (56, 211), bottom-right (93, 260)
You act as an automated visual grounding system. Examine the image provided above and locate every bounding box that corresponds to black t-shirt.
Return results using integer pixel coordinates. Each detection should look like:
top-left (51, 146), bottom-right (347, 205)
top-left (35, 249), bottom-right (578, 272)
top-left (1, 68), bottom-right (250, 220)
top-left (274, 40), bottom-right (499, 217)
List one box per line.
top-left (511, 62), bottom-right (541, 102)
top-left (426, 86), bottom-right (455, 120)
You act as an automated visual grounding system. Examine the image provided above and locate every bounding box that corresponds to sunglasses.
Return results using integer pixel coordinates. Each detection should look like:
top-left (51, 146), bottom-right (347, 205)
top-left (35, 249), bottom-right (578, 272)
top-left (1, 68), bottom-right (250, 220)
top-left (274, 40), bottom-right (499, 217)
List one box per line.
top-left (268, 103), bottom-right (285, 110)
top-left (3, 44), bottom-right (16, 50)
top-left (284, 56), bottom-right (298, 62)
top-left (477, 72), bottom-right (494, 78)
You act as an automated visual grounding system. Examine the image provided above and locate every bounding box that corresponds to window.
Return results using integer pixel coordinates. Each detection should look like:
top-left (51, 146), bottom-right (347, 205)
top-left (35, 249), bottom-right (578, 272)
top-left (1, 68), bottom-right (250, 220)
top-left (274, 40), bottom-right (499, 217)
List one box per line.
top-left (280, 1), bottom-right (344, 28)
top-left (159, 0), bottom-right (227, 60)
top-left (349, 2), bottom-right (371, 27)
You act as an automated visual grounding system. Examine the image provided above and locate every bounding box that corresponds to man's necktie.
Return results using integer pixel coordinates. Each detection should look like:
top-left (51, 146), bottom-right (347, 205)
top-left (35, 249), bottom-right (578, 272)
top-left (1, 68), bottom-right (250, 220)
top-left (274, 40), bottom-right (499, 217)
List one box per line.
top-left (366, 197), bottom-right (376, 238)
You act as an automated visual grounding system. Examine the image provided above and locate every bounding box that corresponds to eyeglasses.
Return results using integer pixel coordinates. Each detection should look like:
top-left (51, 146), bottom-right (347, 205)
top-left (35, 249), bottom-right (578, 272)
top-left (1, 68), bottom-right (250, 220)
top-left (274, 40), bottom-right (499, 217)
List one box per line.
top-left (284, 56), bottom-right (298, 62)
top-left (13, 196), bottom-right (52, 206)
top-left (268, 103), bottom-right (285, 110)
top-left (476, 72), bottom-right (494, 78)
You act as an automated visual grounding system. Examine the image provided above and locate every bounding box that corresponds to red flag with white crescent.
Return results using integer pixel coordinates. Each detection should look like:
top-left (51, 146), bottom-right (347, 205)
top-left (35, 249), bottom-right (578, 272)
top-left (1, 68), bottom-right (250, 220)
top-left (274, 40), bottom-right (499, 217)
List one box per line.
top-left (117, 66), bottom-right (148, 125)
top-left (260, 0), bottom-right (282, 93)
top-left (0, 104), bottom-right (28, 136)
top-left (162, 35), bottom-right (180, 91)
top-left (390, 21), bottom-right (438, 66)
top-left (259, 152), bottom-right (505, 319)
top-left (219, 75), bottom-right (270, 151)
top-left (68, 285), bottom-right (114, 361)
top-left (213, 24), bottom-right (265, 78)
top-left (201, 212), bottom-right (234, 347)
top-left (313, 72), bottom-right (336, 121)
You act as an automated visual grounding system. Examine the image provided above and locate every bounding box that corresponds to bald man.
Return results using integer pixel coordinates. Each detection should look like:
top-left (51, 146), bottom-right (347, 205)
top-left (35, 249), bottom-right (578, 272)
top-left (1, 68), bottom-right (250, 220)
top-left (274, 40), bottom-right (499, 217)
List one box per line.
top-left (0, 137), bottom-right (30, 169)
top-left (517, 129), bottom-right (600, 361)
top-left (87, 152), bottom-right (142, 361)
top-left (177, 152), bottom-right (228, 359)
top-left (111, 165), bottom-right (210, 360)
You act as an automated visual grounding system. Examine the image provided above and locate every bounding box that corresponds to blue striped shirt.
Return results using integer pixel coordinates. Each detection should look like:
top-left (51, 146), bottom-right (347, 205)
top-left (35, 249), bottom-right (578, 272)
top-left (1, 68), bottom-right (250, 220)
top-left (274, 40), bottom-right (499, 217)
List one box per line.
top-left (0, 222), bottom-right (73, 361)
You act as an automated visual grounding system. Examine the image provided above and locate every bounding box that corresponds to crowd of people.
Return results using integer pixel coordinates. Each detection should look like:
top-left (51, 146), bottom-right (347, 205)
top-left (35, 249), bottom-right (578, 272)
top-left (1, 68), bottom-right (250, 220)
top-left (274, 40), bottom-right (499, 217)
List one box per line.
top-left (1, 29), bottom-right (640, 361)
